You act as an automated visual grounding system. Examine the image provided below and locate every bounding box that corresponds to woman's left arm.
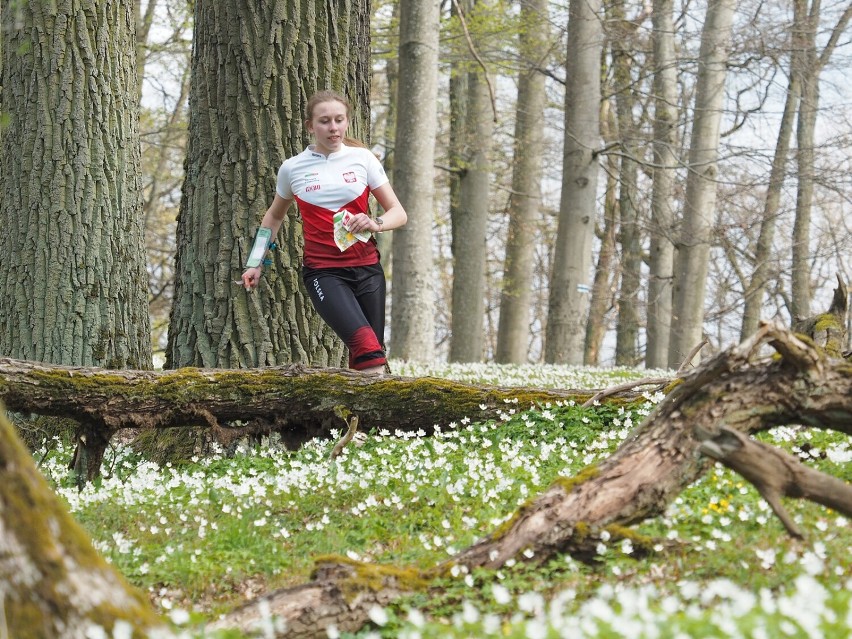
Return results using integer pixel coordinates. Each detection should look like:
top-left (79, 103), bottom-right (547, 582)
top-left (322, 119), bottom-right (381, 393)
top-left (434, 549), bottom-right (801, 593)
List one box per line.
top-left (347, 183), bottom-right (408, 234)
top-left (372, 183), bottom-right (408, 231)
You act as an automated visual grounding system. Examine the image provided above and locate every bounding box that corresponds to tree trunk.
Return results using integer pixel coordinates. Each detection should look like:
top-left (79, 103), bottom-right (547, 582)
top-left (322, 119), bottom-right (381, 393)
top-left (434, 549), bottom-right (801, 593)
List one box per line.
top-left (646, 0), bottom-right (678, 370)
top-left (668, 0), bottom-right (737, 369)
top-left (739, 46), bottom-right (799, 339)
top-left (0, 0), bottom-right (152, 370)
top-left (790, 0), bottom-right (819, 322)
top-left (449, 0), bottom-right (494, 363)
top-left (210, 322), bottom-right (852, 638)
top-left (495, 0), bottom-right (549, 364)
top-left (610, 3), bottom-right (643, 367)
top-left (584, 153), bottom-right (618, 366)
top-left (545, 0), bottom-right (603, 364)
top-left (389, 0), bottom-right (440, 362)
top-left (0, 406), bottom-right (168, 638)
top-left (166, 0), bottom-right (372, 370)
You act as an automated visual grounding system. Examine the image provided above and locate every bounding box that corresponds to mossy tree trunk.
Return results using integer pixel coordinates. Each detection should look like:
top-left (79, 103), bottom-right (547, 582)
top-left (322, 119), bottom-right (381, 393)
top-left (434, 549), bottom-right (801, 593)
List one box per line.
top-left (0, 407), bottom-right (168, 638)
top-left (166, 0), bottom-right (372, 370)
top-left (212, 323), bottom-right (852, 637)
top-left (0, 0), bottom-right (152, 369)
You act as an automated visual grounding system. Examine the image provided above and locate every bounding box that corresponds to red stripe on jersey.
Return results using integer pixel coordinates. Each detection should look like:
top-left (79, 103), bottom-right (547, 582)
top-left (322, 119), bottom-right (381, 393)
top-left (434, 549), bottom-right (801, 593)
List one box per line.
top-left (297, 189), bottom-right (380, 268)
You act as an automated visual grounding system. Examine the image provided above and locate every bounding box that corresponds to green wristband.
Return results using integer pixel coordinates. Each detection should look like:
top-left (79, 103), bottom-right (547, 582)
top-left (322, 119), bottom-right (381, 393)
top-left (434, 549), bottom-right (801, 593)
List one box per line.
top-left (245, 228), bottom-right (272, 268)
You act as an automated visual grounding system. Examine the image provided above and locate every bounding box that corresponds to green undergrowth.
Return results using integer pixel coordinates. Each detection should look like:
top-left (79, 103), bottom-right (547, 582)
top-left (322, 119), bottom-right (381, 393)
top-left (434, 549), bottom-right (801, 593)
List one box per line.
top-left (27, 362), bottom-right (852, 638)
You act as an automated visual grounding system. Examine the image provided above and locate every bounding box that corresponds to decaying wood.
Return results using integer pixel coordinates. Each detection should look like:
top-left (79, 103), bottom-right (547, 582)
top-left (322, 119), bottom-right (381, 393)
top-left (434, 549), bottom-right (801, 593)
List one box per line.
top-left (216, 322), bottom-right (852, 638)
top-left (0, 360), bottom-right (614, 481)
top-left (0, 409), bottom-right (170, 638)
top-left (698, 426), bottom-right (852, 539)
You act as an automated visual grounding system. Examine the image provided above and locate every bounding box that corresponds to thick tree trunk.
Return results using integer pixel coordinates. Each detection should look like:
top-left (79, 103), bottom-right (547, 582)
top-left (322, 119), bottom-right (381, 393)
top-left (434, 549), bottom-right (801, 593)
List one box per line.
top-left (0, 0), bottom-right (152, 369)
top-left (211, 323), bottom-right (852, 637)
top-left (166, 0), bottom-right (372, 370)
top-left (495, 0), bottom-right (549, 364)
top-left (610, 3), bottom-right (643, 367)
top-left (449, 0), bottom-right (494, 363)
top-left (0, 407), bottom-right (168, 638)
top-left (668, 0), bottom-right (737, 369)
top-left (646, 0), bottom-right (678, 369)
top-left (544, 0), bottom-right (603, 364)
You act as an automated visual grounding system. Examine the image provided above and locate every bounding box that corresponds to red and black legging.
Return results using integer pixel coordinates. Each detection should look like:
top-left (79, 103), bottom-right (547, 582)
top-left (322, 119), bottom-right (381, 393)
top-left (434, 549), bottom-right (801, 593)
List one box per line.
top-left (302, 264), bottom-right (387, 370)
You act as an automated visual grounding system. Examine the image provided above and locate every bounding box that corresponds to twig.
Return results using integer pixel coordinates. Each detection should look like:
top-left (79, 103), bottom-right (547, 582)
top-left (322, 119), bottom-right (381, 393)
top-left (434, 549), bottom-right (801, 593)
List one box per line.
top-left (676, 338), bottom-right (709, 376)
top-left (451, 0), bottom-right (498, 123)
top-left (581, 378), bottom-right (671, 408)
top-left (330, 414), bottom-right (359, 460)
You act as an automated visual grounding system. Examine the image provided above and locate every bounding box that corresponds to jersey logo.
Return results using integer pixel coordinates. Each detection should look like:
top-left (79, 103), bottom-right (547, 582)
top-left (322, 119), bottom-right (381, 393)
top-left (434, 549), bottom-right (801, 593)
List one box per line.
top-left (342, 171), bottom-right (357, 183)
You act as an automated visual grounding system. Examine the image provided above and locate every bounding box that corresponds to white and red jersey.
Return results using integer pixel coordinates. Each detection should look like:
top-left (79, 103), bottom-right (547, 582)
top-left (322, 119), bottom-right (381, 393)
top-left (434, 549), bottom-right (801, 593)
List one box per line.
top-left (277, 143), bottom-right (389, 268)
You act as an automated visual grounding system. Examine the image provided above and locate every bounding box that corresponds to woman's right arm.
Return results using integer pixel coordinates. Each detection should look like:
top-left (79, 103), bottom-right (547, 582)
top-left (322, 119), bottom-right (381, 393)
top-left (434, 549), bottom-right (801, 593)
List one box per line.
top-left (241, 194), bottom-right (293, 290)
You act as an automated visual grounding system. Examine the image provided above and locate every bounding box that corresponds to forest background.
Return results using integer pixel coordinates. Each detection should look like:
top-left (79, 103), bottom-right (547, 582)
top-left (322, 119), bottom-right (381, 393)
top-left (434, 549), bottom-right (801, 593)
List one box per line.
top-left (0, 1), bottom-right (851, 635)
top-left (140, 0), bottom-right (852, 372)
top-left (2, 0), bottom-right (851, 371)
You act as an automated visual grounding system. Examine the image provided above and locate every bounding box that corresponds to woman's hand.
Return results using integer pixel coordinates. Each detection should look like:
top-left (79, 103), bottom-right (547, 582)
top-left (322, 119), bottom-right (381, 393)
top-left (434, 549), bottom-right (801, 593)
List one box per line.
top-left (345, 212), bottom-right (383, 234)
top-left (241, 267), bottom-right (263, 290)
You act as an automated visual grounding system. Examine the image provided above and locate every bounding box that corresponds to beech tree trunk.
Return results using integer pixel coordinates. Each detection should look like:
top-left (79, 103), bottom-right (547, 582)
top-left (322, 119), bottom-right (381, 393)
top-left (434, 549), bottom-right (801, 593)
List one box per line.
top-left (389, 0), bottom-right (440, 361)
top-left (646, 0), bottom-right (678, 369)
top-left (449, 0), bottom-right (494, 363)
top-left (545, 0), bottom-right (603, 364)
top-left (668, 0), bottom-right (737, 368)
top-left (495, 0), bottom-right (549, 364)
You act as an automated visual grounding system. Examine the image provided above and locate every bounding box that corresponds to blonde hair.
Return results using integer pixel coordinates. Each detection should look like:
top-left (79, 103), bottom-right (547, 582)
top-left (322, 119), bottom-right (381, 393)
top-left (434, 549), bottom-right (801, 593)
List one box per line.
top-left (305, 90), bottom-right (365, 148)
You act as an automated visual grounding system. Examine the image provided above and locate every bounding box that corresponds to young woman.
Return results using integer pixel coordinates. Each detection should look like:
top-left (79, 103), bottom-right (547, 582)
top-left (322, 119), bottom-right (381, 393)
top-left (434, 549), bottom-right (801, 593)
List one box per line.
top-left (241, 90), bottom-right (407, 374)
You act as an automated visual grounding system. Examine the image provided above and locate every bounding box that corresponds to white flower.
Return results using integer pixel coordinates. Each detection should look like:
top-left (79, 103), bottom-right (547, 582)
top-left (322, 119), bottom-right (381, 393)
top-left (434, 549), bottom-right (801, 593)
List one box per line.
top-left (169, 609), bottom-right (190, 625)
top-left (407, 608), bottom-right (426, 628)
top-left (461, 600), bottom-right (480, 624)
top-left (492, 583), bottom-right (511, 605)
top-left (367, 605), bottom-right (388, 626)
top-left (517, 591), bottom-right (544, 614)
top-left (113, 621), bottom-right (134, 639)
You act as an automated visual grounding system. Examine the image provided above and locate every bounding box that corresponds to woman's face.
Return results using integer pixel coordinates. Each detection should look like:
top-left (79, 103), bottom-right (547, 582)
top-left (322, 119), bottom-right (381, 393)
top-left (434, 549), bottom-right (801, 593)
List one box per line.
top-left (306, 100), bottom-right (349, 155)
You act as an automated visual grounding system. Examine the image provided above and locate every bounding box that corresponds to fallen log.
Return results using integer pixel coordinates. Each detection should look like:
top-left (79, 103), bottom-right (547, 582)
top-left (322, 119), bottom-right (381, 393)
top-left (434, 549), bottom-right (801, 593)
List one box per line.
top-left (213, 322), bottom-right (852, 637)
top-left (0, 358), bottom-right (649, 481)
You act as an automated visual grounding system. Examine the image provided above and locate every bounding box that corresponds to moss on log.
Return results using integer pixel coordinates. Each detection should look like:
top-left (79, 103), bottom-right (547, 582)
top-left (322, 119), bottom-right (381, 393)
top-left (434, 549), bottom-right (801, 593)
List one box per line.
top-left (0, 360), bottom-right (610, 435)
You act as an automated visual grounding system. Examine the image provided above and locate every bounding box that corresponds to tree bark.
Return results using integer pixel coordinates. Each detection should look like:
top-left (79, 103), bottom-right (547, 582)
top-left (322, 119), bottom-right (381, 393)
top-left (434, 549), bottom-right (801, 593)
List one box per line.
top-left (0, 358), bottom-right (623, 480)
top-left (495, 0), bottom-right (549, 364)
top-left (0, 0), bottom-right (152, 370)
top-left (390, 0), bottom-right (440, 362)
top-left (646, 0), bottom-right (678, 370)
top-left (668, 0), bottom-right (737, 369)
top-left (545, 0), bottom-right (603, 364)
top-left (210, 322), bottom-right (852, 637)
top-left (610, 2), bottom-right (644, 367)
top-left (166, 0), bottom-right (372, 370)
top-left (0, 407), bottom-right (168, 638)
top-left (449, 0), bottom-right (495, 363)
